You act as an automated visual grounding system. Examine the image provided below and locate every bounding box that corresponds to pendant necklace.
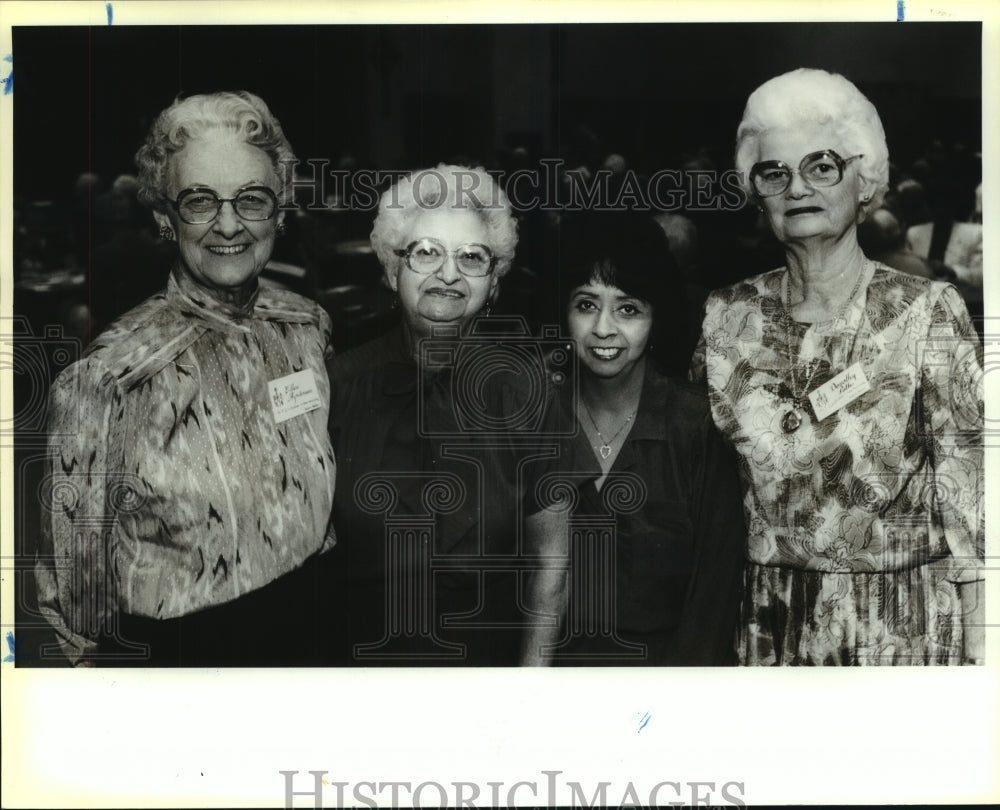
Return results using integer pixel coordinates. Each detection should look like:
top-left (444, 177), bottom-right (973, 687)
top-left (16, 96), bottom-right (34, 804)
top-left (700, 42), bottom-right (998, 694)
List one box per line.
top-left (782, 261), bottom-right (867, 434)
top-left (581, 399), bottom-right (636, 460)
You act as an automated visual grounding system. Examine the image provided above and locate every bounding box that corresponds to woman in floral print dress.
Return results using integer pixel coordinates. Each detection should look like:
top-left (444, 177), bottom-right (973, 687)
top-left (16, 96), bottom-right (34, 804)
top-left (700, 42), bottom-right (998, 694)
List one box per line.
top-left (691, 68), bottom-right (984, 665)
top-left (35, 92), bottom-right (336, 666)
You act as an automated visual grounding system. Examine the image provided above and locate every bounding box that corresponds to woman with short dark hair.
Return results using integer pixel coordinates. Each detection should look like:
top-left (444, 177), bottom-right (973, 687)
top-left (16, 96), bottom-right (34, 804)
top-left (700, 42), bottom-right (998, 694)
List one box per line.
top-left (522, 214), bottom-right (745, 666)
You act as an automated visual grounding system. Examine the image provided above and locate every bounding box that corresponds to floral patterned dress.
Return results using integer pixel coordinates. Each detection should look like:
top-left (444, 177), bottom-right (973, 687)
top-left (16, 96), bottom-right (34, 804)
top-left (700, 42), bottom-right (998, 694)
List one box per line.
top-left (690, 263), bottom-right (983, 665)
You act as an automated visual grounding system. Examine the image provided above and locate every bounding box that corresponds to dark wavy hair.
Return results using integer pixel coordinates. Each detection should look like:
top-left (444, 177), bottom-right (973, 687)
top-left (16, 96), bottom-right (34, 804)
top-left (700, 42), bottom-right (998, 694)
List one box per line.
top-left (558, 213), bottom-right (686, 375)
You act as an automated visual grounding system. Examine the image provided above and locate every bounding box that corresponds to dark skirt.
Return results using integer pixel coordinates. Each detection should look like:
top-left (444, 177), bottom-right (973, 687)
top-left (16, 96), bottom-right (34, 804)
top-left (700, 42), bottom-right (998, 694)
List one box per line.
top-left (325, 569), bottom-right (524, 667)
top-left (97, 558), bottom-right (330, 667)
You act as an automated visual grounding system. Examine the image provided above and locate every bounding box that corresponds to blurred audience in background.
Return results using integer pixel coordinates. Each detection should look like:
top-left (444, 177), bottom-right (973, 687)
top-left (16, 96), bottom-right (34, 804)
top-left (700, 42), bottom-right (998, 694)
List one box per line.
top-left (89, 174), bottom-right (176, 336)
top-left (15, 129), bottom-right (984, 357)
top-left (857, 207), bottom-right (936, 280)
top-left (875, 142), bottom-right (984, 334)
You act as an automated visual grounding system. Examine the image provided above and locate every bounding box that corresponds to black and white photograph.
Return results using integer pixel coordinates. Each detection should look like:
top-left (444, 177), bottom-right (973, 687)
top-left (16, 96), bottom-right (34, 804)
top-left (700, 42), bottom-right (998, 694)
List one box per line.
top-left (2, 0), bottom-right (997, 806)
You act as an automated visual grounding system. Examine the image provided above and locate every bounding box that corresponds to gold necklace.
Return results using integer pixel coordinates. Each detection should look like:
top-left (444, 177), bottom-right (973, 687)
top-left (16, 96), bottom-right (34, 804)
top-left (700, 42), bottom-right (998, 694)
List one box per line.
top-left (581, 399), bottom-right (636, 460)
top-left (781, 261), bottom-right (867, 434)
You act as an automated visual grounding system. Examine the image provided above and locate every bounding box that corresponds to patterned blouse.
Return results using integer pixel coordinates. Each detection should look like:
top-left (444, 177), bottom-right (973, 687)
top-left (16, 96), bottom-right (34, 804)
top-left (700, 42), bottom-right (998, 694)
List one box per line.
top-left (690, 264), bottom-right (983, 584)
top-left (35, 268), bottom-right (337, 665)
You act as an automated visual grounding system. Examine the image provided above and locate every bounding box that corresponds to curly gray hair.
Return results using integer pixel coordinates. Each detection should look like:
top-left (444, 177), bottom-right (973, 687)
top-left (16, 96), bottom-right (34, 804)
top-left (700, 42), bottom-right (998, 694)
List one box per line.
top-left (370, 164), bottom-right (519, 280)
top-left (135, 90), bottom-right (296, 212)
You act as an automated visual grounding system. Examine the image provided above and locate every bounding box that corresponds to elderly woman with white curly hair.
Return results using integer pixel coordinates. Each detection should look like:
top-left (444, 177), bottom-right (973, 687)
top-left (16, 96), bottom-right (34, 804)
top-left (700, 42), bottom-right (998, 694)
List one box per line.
top-left (36, 91), bottom-right (336, 666)
top-left (690, 68), bottom-right (984, 666)
top-left (325, 164), bottom-right (532, 665)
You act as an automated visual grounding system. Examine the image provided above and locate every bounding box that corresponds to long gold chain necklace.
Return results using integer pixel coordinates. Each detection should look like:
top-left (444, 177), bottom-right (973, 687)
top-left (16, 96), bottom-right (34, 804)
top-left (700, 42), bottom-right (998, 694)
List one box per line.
top-left (781, 261), bottom-right (868, 434)
top-left (581, 398), bottom-right (636, 460)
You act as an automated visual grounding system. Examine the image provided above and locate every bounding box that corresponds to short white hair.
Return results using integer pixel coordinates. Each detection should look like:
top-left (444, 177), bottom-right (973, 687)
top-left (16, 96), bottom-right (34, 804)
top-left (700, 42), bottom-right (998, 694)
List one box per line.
top-left (370, 164), bottom-right (518, 279)
top-left (735, 68), bottom-right (889, 211)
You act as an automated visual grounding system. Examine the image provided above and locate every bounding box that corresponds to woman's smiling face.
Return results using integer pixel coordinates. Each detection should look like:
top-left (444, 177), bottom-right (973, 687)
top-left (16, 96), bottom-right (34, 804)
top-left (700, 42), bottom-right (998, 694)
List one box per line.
top-left (389, 206), bottom-right (498, 339)
top-left (154, 133), bottom-right (282, 300)
top-left (567, 279), bottom-right (653, 380)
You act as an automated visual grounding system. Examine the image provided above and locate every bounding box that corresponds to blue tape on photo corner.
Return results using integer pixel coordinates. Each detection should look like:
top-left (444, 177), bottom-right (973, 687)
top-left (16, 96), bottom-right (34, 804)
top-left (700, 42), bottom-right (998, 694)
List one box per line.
top-left (107, 3), bottom-right (113, 25)
top-left (897, 1), bottom-right (905, 21)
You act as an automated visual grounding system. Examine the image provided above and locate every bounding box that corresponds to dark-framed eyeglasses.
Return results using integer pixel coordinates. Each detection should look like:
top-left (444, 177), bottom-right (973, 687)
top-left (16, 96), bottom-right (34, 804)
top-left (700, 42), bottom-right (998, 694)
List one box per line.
top-left (749, 150), bottom-right (864, 198)
top-left (170, 186), bottom-right (279, 224)
top-left (394, 237), bottom-right (497, 277)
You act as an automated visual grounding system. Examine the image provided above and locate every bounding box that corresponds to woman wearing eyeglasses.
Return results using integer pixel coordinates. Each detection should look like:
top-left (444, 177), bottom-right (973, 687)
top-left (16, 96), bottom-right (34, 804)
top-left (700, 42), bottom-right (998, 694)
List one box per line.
top-left (690, 69), bottom-right (984, 665)
top-left (325, 164), bottom-right (534, 665)
top-left (36, 92), bottom-right (335, 665)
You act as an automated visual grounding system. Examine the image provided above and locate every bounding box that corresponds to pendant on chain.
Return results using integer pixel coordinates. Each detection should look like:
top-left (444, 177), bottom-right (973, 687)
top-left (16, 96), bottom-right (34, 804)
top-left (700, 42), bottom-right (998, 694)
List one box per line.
top-left (781, 409), bottom-right (802, 433)
top-left (599, 444), bottom-right (612, 460)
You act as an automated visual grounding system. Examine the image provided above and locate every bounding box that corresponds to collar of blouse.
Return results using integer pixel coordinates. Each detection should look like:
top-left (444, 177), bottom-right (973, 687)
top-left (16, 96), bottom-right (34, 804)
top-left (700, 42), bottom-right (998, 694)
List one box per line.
top-left (565, 365), bottom-right (672, 477)
top-left (168, 264), bottom-right (261, 332)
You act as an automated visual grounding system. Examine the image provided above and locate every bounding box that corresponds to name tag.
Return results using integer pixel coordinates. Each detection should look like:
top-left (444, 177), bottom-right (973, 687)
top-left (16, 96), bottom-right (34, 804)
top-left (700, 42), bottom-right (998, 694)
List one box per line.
top-left (268, 369), bottom-right (322, 424)
top-left (809, 362), bottom-right (870, 422)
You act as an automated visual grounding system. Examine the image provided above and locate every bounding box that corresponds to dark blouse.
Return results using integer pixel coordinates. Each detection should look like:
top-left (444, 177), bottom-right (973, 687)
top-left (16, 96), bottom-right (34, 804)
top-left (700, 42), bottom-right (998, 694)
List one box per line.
top-left (326, 326), bottom-right (556, 665)
top-left (537, 366), bottom-right (746, 665)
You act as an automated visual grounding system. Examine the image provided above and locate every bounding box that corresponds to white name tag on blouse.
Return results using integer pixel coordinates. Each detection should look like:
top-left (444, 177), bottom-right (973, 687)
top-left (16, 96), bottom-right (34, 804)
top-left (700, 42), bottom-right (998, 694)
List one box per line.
top-left (268, 369), bottom-right (322, 424)
top-left (809, 362), bottom-right (871, 422)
